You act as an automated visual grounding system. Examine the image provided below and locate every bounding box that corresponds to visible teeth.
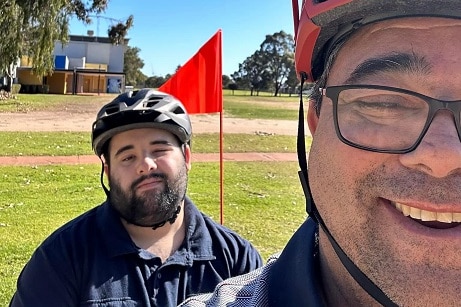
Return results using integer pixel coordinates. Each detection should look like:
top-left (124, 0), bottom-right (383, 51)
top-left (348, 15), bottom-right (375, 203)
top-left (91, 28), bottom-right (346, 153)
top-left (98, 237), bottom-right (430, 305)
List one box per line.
top-left (454, 213), bottom-right (461, 222)
top-left (409, 207), bottom-right (421, 219)
top-left (437, 212), bottom-right (453, 223)
top-left (402, 204), bottom-right (411, 216)
top-left (394, 202), bottom-right (461, 223)
top-left (421, 210), bottom-right (437, 222)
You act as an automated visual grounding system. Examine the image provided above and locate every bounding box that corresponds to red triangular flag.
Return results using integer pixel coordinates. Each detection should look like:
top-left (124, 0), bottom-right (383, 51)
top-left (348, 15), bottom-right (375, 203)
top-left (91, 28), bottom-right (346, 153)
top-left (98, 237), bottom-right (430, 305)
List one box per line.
top-left (159, 30), bottom-right (223, 114)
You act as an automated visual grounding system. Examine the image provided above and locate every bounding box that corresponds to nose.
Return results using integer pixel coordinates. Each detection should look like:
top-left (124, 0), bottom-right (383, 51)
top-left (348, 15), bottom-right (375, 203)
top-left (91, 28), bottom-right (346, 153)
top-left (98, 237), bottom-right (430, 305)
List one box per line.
top-left (399, 111), bottom-right (461, 178)
top-left (137, 155), bottom-right (157, 174)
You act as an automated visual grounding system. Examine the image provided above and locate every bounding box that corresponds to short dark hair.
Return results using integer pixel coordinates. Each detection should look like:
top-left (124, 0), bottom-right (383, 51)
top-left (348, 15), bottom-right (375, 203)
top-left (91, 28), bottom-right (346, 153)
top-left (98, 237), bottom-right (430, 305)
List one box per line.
top-left (310, 35), bottom-right (349, 116)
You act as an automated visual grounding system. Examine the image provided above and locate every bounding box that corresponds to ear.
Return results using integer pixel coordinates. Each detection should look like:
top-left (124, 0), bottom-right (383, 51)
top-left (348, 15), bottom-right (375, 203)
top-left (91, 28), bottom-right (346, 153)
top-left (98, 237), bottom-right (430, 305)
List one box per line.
top-left (184, 144), bottom-right (192, 171)
top-left (103, 163), bottom-right (109, 177)
top-left (307, 99), bottom-right (319, 135)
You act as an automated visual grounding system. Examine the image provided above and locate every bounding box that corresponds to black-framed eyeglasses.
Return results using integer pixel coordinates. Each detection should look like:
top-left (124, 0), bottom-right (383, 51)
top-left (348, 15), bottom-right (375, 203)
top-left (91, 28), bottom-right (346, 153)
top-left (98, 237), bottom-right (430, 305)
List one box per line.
top-left (321, 84), bottom-right (461, 154)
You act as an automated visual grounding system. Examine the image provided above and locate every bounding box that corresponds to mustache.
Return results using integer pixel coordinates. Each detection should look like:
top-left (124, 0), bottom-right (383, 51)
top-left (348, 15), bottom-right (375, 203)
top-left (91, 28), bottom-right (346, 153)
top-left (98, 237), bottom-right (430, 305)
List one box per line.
top-left (131, 173), bottom-right (167, 190)
top-left (357, 168), bottom-right (461, 204)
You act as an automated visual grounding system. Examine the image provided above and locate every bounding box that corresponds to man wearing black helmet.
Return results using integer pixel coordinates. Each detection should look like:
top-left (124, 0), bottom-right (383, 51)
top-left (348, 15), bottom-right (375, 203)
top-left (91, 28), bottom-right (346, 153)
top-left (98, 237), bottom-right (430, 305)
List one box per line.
top-left (9, 89), bottom-right (262, 307)
top-left (179, 0), bottom-right (461, 306)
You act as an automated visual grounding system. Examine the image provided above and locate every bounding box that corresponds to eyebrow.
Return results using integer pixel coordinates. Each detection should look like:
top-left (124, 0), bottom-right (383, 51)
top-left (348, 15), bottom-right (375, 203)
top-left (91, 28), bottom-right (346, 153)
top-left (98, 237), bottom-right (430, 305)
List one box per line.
top-left (113, 140), bottom-right (173, 157)
top-left (345, 52), bottom-right (432, 84)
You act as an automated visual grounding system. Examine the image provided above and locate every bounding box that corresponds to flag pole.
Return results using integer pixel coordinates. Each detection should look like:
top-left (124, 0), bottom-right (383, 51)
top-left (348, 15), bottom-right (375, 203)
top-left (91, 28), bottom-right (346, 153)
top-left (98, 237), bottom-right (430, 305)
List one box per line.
top-left (219, 108), bottom-right (224, 224)
top-left (218, 30), bottom-right (224, 225)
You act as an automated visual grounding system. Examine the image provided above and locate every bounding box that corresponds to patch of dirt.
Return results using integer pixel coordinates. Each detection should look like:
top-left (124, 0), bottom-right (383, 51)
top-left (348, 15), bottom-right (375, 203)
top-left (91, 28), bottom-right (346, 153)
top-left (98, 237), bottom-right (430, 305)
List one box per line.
top-left (0, 98), bottom-right (309, 136)
top-left (0, 98), bottom-right (309, 164)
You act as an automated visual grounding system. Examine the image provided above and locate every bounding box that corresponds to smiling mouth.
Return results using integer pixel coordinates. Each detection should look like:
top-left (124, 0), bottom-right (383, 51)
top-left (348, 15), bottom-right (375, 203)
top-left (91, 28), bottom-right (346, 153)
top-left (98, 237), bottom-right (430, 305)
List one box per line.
top-left (392, 201), bottom-right (461, 229)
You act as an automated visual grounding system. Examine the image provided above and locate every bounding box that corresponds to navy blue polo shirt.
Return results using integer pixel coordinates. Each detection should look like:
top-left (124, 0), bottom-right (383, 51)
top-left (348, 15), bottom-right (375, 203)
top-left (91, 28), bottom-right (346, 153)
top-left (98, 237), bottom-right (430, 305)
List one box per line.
top-left (10, 197), bottom-right (263, 307)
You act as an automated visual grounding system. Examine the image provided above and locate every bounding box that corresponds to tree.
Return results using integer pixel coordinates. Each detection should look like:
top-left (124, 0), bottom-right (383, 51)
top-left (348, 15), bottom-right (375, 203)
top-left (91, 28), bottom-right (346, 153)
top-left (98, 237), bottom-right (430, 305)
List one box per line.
top-left (228, 83), bottom-right (238, 95)
top-left (284, 66), bottom-right (300, 96)
top-left (0, 4), bottom-right (23, 91)
top-left (108, 15), bottom-right (133, 45)
top-left (231, 50), bottom-right (271, 96)
top-left (145, 75), bottom-right (166, 88)
top-left (231, 31), bottom-right (295, 96)
top-left (124, 46), bottom-right (146, 86)
top-left (0, 1), bottom-right (130, 91)
top-left (222, 75), bottom-right (231, 89)
top-left (259, 31), bottom-right (295, 96)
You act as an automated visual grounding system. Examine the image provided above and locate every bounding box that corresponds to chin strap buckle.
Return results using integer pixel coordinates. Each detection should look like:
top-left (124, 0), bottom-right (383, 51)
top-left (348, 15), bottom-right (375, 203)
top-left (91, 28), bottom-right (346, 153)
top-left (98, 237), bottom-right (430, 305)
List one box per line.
top-left (151, 206), bottom-right (181, 230)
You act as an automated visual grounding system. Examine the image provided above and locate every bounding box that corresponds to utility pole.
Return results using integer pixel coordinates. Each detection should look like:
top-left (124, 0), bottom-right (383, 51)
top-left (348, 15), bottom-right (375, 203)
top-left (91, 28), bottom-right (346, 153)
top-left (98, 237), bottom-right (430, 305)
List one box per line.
top-left (88, 14), bottom-right (123, 38)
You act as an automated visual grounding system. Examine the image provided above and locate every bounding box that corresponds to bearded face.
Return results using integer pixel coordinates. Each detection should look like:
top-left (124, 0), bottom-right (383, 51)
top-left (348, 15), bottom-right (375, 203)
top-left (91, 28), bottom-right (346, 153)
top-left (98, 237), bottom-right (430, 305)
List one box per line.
top-left (108, 162), bottom-right (188, 227)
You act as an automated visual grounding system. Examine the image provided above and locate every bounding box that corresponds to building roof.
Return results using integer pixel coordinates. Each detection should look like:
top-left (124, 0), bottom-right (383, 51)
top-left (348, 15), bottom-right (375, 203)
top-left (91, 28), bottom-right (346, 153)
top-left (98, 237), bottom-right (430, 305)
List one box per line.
top-left (69, 35), bottom-right (129, 45)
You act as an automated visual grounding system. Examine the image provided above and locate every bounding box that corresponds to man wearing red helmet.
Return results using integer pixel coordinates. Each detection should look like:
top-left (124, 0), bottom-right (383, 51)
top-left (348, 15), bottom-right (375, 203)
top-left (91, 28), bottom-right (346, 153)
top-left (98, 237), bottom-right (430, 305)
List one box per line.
top-left (9, 89), bottom-right (262, 307)
top-left (180, 0), bottom-right (461, 306)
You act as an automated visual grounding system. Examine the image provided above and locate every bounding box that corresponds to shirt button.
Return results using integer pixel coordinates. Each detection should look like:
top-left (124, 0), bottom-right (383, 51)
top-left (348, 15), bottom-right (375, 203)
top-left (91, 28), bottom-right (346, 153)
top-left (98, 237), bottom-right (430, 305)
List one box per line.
top-left (157, 273), bottom-right (161, 279)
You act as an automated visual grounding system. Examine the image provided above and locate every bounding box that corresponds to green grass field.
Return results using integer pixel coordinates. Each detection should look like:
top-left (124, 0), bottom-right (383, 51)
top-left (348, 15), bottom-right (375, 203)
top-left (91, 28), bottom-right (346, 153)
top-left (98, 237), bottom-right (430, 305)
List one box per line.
top-left (0, 132), bottom-right (304, 156)
top-left (0, 91), bottom-right (310, 305)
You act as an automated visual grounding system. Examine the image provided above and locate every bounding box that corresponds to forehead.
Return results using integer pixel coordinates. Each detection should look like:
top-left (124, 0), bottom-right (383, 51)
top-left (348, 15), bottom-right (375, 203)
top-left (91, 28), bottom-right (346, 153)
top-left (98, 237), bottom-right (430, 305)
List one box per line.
top-left (329, 17), bottom-right (461, 88)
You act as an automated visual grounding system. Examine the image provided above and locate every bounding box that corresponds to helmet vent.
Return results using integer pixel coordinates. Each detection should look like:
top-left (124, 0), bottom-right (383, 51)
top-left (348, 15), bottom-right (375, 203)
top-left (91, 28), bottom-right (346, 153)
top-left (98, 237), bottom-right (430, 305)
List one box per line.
top-left (172, 106), bottom-right (186, 114)
top-left (144, 96), bottom-right (164, 108)
top-left (145, 100), bottom-right (159, 108)
top-left (105, 105), bottom-right (120, 114)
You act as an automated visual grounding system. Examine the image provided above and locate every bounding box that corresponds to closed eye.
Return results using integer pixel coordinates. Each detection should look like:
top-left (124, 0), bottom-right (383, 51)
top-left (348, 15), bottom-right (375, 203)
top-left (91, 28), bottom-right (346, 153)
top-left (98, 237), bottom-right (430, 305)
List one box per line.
top-left (150, 147), bottom-right (172, 158)
top-left (121, 154), bottom-right (135, 162)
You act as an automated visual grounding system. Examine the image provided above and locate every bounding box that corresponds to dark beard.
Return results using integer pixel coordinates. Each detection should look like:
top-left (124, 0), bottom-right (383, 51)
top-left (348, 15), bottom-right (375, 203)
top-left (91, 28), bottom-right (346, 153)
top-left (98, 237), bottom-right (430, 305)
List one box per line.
top-left (109, 165), bottom-right (188, 227)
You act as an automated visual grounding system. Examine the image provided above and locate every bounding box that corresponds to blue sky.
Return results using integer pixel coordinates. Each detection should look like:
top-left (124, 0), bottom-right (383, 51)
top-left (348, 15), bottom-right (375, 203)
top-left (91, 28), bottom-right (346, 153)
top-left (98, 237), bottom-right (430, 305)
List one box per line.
top-left (69, 0), bottom-right (294, 77)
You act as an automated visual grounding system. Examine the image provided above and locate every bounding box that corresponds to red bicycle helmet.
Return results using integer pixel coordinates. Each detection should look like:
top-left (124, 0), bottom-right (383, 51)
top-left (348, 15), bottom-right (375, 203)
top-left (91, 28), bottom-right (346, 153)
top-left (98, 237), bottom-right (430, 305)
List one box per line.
top-left (92, 89), bottom-right (192, 156)
top-left (292, 0), bottom-right (461, 82)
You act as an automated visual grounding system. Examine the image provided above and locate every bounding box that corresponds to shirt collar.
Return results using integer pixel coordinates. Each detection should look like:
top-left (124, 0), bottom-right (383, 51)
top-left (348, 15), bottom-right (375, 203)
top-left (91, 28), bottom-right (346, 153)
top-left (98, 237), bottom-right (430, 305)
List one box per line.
top-left (98, 197), bottom-right (216, 262)
top-left (267, 218), bottom-right (324, 306)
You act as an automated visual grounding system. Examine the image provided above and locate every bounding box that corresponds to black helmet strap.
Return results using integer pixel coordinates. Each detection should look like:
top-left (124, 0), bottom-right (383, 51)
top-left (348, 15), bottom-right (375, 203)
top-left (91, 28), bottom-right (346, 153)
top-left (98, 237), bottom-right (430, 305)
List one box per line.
top-left (296, 73), bottom-right (398, 307)
top-left (100, 159), bottom-right (110, 198)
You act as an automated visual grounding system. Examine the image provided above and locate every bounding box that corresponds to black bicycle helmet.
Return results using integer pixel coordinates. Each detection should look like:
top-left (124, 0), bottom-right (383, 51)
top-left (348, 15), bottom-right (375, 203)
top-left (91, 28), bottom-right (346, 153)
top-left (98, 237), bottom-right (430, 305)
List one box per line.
top-left (92, 88), bottom-right (192, 156)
